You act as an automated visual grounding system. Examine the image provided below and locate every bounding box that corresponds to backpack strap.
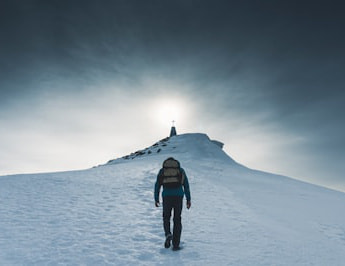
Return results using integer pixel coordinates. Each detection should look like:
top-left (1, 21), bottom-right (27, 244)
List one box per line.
top-left (181, 170), bottom-right (185, 185)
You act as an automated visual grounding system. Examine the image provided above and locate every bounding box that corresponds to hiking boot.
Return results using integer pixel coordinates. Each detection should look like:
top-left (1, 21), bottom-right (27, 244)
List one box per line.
top-left (164, 234), bottom-right (172, 248)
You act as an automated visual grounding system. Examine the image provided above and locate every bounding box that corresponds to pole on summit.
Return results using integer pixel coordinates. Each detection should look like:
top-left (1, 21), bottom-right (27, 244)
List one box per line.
top-left (170, 121), bottom-right (177, 137)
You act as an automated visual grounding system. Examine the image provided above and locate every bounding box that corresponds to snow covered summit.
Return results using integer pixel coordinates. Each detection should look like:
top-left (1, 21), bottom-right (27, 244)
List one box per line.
top-left (105, 133), bottom-right (235, 165)
top-left (1, 131), bottom-right (345, 265)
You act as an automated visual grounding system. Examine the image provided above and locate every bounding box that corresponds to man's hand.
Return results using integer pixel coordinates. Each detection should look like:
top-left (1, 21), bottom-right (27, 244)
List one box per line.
top-left (186, 201), bottom-right (191, 209)
top-left (155, 201), bottom-right (160, 207)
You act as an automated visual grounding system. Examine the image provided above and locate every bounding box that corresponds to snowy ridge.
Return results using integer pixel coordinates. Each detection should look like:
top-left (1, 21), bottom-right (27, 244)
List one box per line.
top-left (1, 133), bottom-right (345, 265)
top-left (105, 133), bottom-right (236, 165)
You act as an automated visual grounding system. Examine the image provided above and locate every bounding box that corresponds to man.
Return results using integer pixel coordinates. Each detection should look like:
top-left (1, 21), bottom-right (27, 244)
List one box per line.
top-left (154, 157), bottom-right (191, 251)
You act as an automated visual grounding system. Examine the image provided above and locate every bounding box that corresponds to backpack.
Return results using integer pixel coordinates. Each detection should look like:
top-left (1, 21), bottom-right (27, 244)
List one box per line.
top-left (159, 157), bottom-right (184, 188)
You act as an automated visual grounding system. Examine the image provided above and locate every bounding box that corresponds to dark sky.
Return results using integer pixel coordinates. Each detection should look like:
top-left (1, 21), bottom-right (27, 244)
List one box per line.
top-left (1, 0), bottom-right (345, 191)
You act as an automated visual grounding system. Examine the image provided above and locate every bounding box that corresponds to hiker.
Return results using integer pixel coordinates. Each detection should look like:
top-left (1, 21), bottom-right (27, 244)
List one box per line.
top-left (154, 157), bottom-right (191, 250)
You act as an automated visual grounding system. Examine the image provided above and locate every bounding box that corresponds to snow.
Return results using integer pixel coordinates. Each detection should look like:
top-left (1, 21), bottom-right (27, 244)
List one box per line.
top-left (1, 133), bottom-right (345, 265)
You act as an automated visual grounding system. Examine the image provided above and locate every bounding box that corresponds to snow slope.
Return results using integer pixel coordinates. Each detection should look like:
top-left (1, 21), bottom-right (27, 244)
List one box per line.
top-left (1, 133), bottom-right (345, 265)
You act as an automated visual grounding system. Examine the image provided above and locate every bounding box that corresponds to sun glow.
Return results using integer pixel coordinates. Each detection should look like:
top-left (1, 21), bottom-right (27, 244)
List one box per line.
top-left (151, 98), bottom-right (187, 127)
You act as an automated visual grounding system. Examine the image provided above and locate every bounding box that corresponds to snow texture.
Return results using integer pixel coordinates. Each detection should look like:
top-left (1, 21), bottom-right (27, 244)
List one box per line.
top-left (1, 133), bottom-right (345, 265)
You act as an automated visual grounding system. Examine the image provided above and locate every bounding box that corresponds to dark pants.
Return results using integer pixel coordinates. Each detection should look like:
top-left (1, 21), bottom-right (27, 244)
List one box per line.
top-left (163, 196), bottom-right (183, 248)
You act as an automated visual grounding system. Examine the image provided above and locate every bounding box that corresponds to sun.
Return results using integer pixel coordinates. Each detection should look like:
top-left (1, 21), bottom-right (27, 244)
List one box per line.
top-left (151, 98), bottom-right (186, 127)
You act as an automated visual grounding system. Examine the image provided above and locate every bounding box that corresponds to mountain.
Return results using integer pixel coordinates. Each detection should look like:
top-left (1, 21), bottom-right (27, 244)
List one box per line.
top-left (105, 133), bottom-right (235, 165)
top-left (1, 133), bottom-right (345, 265)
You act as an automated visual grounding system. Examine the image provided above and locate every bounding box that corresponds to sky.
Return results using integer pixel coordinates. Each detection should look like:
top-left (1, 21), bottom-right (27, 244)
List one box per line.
top-left (1, 0), bottom-right (345, 192)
